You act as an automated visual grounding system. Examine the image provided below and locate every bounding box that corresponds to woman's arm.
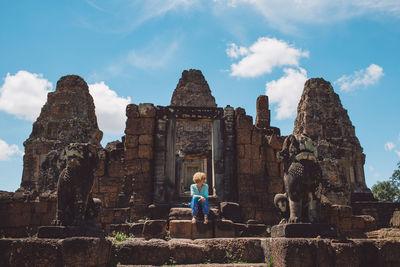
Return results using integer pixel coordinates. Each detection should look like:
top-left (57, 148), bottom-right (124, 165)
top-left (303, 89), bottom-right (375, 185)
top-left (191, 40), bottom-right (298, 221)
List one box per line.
top-left (200, 184), bottom-right (208, 199)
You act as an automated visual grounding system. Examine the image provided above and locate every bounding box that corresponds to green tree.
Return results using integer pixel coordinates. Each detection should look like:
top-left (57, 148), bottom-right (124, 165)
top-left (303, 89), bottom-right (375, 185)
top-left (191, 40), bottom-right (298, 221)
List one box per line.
top-left (372, 162), bottom-right (400, 202)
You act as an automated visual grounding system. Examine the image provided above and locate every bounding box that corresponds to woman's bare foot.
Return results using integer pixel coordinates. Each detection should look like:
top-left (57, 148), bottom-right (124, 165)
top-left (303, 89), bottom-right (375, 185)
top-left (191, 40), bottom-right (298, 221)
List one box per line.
top-left (191, 216), bottom-right (197, 224)
top-left (204, 215), bottom-right (208, 224)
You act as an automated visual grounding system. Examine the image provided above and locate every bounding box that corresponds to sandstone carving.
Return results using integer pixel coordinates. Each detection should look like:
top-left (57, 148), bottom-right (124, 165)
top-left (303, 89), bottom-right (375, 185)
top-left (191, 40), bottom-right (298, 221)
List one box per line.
top-left (53, 143), bottom-right (99, 226)
top-left (277, 134), bottom-right (322, 223)
top-left (274, 193), bottom-right (289, 224)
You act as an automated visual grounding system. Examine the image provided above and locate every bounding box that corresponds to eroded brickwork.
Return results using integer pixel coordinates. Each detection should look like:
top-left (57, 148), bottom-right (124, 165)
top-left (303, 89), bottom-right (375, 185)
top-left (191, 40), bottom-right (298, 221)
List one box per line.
top-left (235, 107), bottom-right (283, 225)
top-left (124, 103), bottom-right (156, 220)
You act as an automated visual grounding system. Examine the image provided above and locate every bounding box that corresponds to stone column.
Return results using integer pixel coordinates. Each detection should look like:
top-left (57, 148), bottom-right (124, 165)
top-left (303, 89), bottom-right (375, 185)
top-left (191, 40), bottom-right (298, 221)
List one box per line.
top-left (212, 119), bottom-right (224, 200)
top-left (223, 105), bottom-right (236, 201)
top-left (153, 114), bottom-right (168, 204)
top-left (165, 117), bottom-right (176, 194)
top-left (255, 95), bottom-right (270, 129)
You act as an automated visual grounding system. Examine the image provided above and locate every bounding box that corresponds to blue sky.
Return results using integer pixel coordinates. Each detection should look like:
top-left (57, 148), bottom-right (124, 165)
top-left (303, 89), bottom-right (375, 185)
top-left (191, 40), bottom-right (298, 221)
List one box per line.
top-left (0, 0), bottom-right (399, 192)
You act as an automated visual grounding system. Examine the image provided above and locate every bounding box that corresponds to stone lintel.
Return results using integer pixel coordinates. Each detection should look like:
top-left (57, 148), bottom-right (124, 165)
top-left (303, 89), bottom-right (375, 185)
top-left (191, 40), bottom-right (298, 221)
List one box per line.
top-left (156, 106), bottom-right (224, 120)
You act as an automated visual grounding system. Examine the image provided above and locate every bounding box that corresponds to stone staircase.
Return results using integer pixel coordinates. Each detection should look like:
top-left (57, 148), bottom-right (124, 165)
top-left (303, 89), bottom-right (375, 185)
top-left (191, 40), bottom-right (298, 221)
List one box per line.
top-left (107, 202), bottom-right (269, 239)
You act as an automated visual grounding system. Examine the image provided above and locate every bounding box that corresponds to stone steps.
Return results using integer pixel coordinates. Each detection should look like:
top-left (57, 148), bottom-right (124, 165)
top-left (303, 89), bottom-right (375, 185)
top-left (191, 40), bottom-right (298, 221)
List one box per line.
top-left (2, 237), bottom-right (400, 266)
top-left (118, 264), bottom-right (268, 267)
top-left (106, 204), bottom-right (269, 239)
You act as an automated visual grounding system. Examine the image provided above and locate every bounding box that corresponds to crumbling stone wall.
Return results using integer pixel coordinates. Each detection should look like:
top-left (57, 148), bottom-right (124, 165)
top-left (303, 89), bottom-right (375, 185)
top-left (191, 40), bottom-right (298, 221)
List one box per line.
top-left (124, 103), bottom-right (156, 220)
top-left (235, 105), bottom-right (283, 225)
top-left (0, 192), bottom-right (56, 237)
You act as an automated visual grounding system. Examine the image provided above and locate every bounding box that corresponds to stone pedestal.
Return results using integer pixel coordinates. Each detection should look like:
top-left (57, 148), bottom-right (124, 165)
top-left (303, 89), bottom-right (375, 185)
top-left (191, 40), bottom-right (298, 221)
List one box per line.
top-left (271, 223), bottom-right (336, 238)
top-left (37, 225), bottom-right (104, 239)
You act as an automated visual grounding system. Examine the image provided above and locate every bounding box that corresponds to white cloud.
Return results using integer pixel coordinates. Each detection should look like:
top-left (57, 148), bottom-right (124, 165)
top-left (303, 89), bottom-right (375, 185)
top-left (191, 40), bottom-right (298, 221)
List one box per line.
top-left (385, 141), bottom-right (395, 151)
top-left (217, 0), bottom-right (400, 33)
top-left (335, 64), bottom-right (384, 92)
top-left (395, 150), bottom-right (400, 157)
top-left (0, 139), bottom-right (23, 161)
top-left (0, 71), bottom-right (52, 121)
top-left (226, 43), bottom-right (249, 59)
top-left (228, 37), bottom-right (309, 78)
top-left (266, 67), bottom-right (308, 119)
top-left (89, 82), bottom-right (131, 134)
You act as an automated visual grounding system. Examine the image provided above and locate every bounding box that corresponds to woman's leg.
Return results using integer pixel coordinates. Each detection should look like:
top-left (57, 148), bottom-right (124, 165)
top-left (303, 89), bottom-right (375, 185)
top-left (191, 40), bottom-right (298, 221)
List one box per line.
top-left (200, 198), bottom-right (209, 215)
top-left (200, 199), bottom-right (210, 224)
top-left (191, 196), bottom-right (200, 223)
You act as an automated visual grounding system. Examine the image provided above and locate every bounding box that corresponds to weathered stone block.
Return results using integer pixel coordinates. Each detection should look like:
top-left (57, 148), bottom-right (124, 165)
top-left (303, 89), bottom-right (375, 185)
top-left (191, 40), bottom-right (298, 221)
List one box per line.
top-left (332, 242), bottom-right (360, 267)
top-left (237, 144), bottom-right (245, 158)
top-left (169, 220), bottom-right (192, 239)
top-left (60, 237), bottom-right (112, 267)
top-left (191, 222), bottom-right (213, 239)
top-left (236, 114), bottom-right (253, 130)
top-left (268, 178), bottom-right (283, 193)
top-left (266, 161), bottom-right (280, 177)
top-left (169, 208), bottom-right (192, 220)
top-left (9, 239), bottom-right (60, 267)
top-left (138, 103), bottom-right (155, 118)
top-left (124, 135), bottom-right (139, 148)
top-left (169, 239), bottom-right (205, 264)
top-left (139, 134), bottom-right (153, 145)
top-left (236, 128), bottom-right (251, 145)
top-left (252, 159), bottom-right (264, 175)
top-left (107, 160), bottom-right (124, 178)
top-left (351, 215), bottom-right (365, 230)
top-left (142, 220), bottom-right (167, 240)
top-left (130, 223), bottom-right (144, 237)
top-left (112, 239), bottom-right (169, 266)
top-left (247, 223), bottom-right (267, 236)
top-left (124, 147), bottom-right (138, 161)
top-left (251, 129), bottom-right (263, 145)
top-left (125, 117), bottom-right (155, 135)
top-left (332, 205), bottom-right (352, 218)
top-left (138, 145), bottom-right (153, 159)
top-left (271, 223), bottom-right (336, 238)
top-left (220, 202), bottom-right (241, 222)
top-left (240, 207), bottom-right (255, 221)
top-left (238, 158), bottom-right (251, 174)
top-left (126, 104), bottom-right (139, 118)
top-left (244, 144), bottom-right (253, 159)
top-left (215, 219), bottom-right (235, 237)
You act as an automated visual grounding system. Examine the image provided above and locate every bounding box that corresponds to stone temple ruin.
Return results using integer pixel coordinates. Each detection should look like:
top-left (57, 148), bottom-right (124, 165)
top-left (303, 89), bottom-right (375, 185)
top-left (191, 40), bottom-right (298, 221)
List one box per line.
top-left (1, 70), bottom-right (400, 266)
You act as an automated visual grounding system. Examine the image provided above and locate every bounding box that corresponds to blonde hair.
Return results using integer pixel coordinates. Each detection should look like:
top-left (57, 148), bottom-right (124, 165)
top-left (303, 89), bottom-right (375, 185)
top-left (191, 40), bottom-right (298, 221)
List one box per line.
top-left (193, 172), bottom-right (206, 183)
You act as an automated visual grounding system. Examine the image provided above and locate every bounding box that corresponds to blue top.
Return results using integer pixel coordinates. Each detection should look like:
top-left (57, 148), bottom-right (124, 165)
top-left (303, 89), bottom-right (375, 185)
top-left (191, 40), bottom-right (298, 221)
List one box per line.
top-left (190, 183), bottom-right (209, 199)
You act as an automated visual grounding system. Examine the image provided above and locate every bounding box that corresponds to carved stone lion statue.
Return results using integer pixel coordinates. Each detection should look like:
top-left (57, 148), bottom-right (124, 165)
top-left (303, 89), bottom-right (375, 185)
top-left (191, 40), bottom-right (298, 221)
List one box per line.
top-left (53, 143), bottom-right (100, 226)
top-left (277, 134), bottom-right (322, 223)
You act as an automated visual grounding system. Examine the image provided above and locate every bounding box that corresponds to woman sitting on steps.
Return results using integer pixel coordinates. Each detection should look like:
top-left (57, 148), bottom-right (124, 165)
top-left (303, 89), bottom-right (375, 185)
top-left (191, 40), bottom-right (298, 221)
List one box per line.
top-left (190, 172), bottom-right (209, 224)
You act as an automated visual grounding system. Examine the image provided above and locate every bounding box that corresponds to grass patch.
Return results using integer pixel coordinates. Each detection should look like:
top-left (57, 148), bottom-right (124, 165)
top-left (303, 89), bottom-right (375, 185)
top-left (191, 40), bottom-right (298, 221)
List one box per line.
top-left (109, 231), bottom-right (134, 243)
